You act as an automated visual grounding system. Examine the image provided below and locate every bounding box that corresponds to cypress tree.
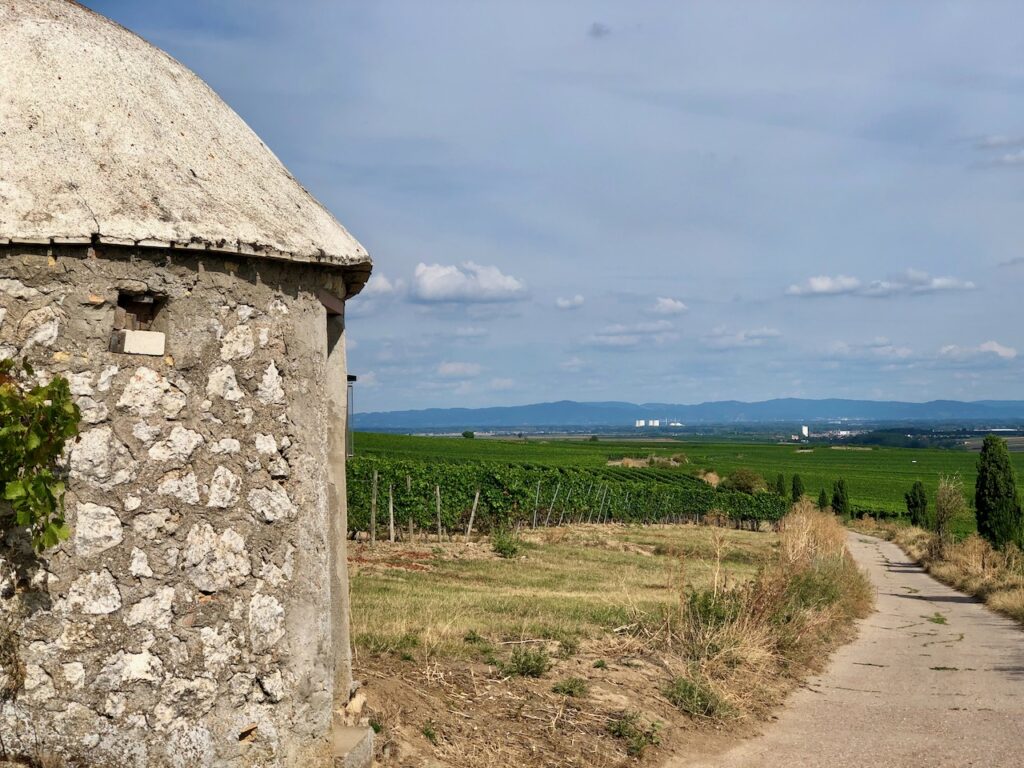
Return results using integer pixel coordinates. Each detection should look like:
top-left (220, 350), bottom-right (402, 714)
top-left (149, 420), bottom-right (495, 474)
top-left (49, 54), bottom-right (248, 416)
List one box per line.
top-left (904, 481), bottom-right (928, 528)
top-left (831, 479), bottom-right (850, 517)
top-left (817, 488), bottom-right (829, 510)
top-left (792, 474), bottom-right (805, 503)
top-left (974, 435), bottom-right (1023, 548)
top-left (774, 473), bottom-right (787, 498)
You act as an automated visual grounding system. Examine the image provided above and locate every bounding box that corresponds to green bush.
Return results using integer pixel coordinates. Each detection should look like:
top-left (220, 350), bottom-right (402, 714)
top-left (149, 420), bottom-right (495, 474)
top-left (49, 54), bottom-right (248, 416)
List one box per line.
top-left (720, 468), bottom-right (765, 494)
top-left (552, 676), bottom-right (588, 697)
top-left (606, 711), bottom-right (661, 757)
top-left (491, 528), bottom-right (521, 558)
top-left (499, 646), bottom-right (550, 677)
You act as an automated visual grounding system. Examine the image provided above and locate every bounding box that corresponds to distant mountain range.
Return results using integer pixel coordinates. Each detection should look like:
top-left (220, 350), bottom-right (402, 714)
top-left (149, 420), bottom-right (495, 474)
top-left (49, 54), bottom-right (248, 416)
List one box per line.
top-left (354, 398), bottom-right (1024, 430)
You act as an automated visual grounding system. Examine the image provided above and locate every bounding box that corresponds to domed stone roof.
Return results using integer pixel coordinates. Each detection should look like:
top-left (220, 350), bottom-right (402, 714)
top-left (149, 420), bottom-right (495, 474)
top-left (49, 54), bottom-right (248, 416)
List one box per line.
top-left (0, 0), bottom-right (370, 274)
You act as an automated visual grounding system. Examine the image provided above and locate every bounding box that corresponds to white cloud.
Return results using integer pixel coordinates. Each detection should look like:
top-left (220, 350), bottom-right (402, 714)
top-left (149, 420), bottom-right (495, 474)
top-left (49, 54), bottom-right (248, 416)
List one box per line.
top-left (939, 341), bottom-right (1017, 362)
top-left (454, 326), bottom-right (488, 338)
top-left (704, 326), bottom-right (781, 350)
top-left (789, 270), bottom-right (974, 298)
top-left (976, 135), bottom-right (1024, 150)
top-left (488, 377), bottom-right (515, 390)
top-left (651, 297), bottom-right (687, 315)
top-left (411, 262), bottom-right (526, 303)
top-left (560, 356), bottom-right (586, 372)
top-left (980, 341), bottom-right (1017, 359)
top-left (589, 320), bottom-right (676, 347)
top-left (555, 294), bottom-right (585, 310)
top-left (437, 361), bottom-right (482, 378)
top-left (862, 269), bottom-right (975, 297)
top-left (829, 337), bottom-right (913, 360)
top-left (786, 275), bottom-right (861, 296)
top-left (361, 273), bottom-right (401, 296)
top-left (356, 371), bottom-right (379, 387)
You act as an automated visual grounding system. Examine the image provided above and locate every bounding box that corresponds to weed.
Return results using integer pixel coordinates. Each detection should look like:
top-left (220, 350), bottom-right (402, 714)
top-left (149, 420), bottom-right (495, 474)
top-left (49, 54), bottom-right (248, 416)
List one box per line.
top-left (606, 711), bottom-right (661, 757)
top-left (492, 529), bottom-right (521, 559)
top-left (499, 646), bottom-right (551, 678)
top-left (369, 717), bottom-right (383, 734)
top-left (664, 676), bottom-right (728, 719)
top-left (421, 720), bottom-right (439, 746)
top-left (463, 629), bottom-right (485, 645)
top-left (552, 677), bottom-right (589, 697)
top-left (593, 659), bottom-right (608, 670)
top-left (925, 613), bottom-right (947, 625)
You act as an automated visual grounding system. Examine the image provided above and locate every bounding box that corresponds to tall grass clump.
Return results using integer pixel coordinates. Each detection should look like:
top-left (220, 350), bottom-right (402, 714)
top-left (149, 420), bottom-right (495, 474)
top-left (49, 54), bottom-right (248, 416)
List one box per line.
top-left (643, 501), bottom-right (872, 722)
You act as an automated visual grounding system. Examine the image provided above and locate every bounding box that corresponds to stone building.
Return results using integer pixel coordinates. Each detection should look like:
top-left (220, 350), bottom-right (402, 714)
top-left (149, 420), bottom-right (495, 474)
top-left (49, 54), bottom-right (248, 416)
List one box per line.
top-left (0, 1), bottom-right (371, 765)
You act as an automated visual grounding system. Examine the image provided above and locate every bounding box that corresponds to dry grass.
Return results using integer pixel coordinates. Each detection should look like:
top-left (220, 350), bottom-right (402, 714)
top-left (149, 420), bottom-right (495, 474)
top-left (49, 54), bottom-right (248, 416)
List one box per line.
top-left (633, 502), bottom-right (872, 720)
top-left (351, 509), bottom-right (872, 766)
top-left (350, 523), bottom-right (770, 661)
top-left (850, 516), bottom-right (1024, 624)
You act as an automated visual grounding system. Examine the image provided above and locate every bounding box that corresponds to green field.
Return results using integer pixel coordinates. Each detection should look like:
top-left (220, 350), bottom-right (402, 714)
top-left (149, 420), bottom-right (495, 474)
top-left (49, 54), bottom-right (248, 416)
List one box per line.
top-left (353, 432), bottom-right (1024, 518)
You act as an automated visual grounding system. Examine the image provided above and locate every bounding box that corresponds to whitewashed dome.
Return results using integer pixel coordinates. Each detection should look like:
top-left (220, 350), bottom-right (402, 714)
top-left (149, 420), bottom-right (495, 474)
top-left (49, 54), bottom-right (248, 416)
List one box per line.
top-left (0, 0), bottom-right (370, 272)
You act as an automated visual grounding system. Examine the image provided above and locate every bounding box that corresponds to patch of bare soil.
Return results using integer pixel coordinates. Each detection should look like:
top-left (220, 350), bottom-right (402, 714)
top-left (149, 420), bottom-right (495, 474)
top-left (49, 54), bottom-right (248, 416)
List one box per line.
top-left (354, 645), bottom-right (748, 768)
top-left (349, 540), bottom-right (500, 575)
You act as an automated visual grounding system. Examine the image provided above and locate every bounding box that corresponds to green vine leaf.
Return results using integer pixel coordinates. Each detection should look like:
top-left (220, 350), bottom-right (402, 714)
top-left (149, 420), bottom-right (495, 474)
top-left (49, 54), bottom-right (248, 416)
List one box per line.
top-left (0, 359), bottom-right (81, 552)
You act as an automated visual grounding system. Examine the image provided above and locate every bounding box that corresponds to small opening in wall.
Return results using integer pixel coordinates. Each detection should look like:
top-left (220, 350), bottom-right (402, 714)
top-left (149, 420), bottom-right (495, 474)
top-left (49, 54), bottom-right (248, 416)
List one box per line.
top-left (109, 290), bottom-right (168, 356)
top-left (115, 291), bottom-right (165, 331)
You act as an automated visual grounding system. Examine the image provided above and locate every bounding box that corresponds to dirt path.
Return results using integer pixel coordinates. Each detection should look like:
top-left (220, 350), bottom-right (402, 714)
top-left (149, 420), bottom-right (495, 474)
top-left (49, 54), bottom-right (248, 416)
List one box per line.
top-left (672, 532), bottom-right (1024, 768)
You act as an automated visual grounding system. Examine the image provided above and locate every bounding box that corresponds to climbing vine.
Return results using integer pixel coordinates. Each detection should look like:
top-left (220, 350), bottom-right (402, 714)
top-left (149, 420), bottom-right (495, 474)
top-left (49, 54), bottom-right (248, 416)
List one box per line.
top-left (0, 359), bottom-right (81, 552)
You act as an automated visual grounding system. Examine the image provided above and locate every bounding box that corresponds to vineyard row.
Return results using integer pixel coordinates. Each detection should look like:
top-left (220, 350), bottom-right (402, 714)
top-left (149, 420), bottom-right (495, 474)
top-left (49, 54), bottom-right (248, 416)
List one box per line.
top-left (346, 457), bottom-right (789, 535)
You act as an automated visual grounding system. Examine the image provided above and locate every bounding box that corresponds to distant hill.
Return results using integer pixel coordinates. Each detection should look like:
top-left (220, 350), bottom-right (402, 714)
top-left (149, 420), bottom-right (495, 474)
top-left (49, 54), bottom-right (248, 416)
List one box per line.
top-left (353, 398), bottom-right (1024, 430)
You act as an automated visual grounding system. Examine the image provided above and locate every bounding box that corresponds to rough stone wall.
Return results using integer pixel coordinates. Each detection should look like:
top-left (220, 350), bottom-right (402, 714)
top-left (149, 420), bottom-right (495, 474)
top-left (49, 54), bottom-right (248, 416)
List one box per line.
top-left (0, 245), bottom-right (348, 767)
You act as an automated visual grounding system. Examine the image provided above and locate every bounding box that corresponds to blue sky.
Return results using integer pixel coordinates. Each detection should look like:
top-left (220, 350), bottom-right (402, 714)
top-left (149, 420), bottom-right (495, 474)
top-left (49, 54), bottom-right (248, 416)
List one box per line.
top-left (88, 1), bottom-right (1024, 411)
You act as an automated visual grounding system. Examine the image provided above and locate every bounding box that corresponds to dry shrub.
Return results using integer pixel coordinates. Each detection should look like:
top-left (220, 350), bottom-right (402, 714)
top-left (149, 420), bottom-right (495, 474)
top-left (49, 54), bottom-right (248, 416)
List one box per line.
top-left (638, 503), bottom-right (871, 720)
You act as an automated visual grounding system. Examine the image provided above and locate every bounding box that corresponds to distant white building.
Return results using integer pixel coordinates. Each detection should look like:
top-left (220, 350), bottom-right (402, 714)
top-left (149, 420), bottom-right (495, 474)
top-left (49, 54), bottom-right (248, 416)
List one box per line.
top-left (635, 419), bottom-right (646, 428)
top-left (649, 419), bottom-right (661, 427)
top-left (801, 425), bottom-right (809, 438)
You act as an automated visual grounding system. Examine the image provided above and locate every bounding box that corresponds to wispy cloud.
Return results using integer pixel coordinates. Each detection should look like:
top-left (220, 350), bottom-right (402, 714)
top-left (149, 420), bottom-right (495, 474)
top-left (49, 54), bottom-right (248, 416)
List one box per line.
top-left (589, 320), bottom-right (676, 348)
top-left (788, 270), bottom-right (974, 298)
top-left (650, 296), bottom-right (687, 315)
top-left (555, 294), bottom-right (585, 310)
top-left (411, 262), bottom-right (527, 303)
top-left (703, 326), bottom-right (781, 350)
top-left (829, 337), bottom-right (913, 360)
top-left (939, 340), bottom-right (1017, 362)
top-left (998, 256), bottom-right (1024, 268)
top-left (588, 22), bottom-right (611, 39)
top-left (437, 361), bottom-right (482, 378)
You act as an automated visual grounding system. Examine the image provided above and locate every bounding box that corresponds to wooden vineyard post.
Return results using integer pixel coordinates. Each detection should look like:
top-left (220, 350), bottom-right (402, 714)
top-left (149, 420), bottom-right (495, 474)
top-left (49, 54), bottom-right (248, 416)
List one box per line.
top-left (388, 485), bottom-right (395, 543)
top-left (465, 489), bottom-right (480, 543)
top-left (544, 482), bottom-right (561, 527)
top-left (370, 469), bottom-right (378, 546)
top-left (408, 517), bottom-right (414, 543)
top-left (435, 484), bottom-right (443, 542)
top-left (532, 480), bottom-right (541, 529)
